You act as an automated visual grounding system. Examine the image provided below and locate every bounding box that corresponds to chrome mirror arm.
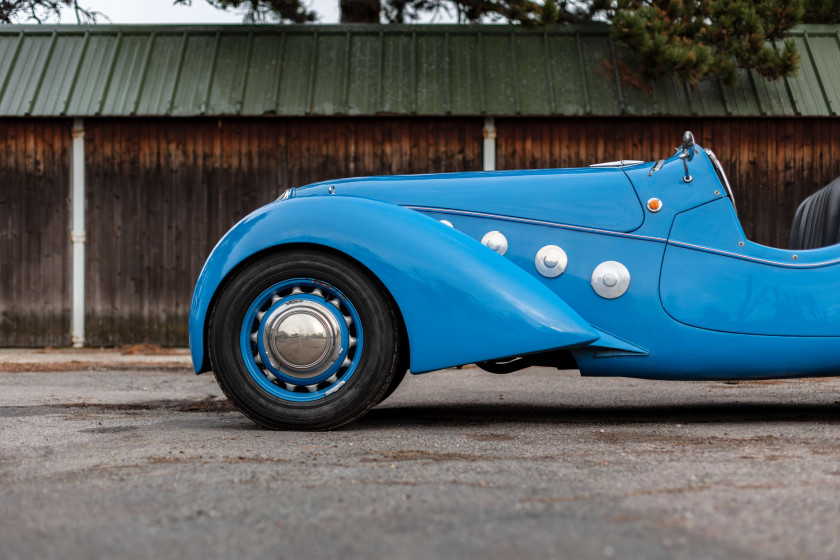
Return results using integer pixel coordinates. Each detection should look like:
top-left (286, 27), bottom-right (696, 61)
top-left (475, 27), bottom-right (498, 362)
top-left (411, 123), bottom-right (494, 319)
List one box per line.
top-left (679, 130), bottom-right (695, 183)
top-left (680, 152), bottom-right (693, 183)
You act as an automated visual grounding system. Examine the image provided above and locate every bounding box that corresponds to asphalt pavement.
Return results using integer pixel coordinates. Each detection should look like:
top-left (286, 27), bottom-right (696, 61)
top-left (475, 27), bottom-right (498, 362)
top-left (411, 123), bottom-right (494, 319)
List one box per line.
top-left (1, 353), bottom-right (839, 560)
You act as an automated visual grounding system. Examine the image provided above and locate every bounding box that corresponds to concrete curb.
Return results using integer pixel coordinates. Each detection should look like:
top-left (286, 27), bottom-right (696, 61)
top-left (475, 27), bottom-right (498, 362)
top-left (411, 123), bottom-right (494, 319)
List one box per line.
top-left (0, 347), bottom-right (193, 372)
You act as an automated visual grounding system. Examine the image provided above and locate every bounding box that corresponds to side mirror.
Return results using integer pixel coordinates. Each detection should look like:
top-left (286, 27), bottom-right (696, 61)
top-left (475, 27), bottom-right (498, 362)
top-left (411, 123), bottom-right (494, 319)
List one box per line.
top-left (681, 131), bottom-right (696, 161)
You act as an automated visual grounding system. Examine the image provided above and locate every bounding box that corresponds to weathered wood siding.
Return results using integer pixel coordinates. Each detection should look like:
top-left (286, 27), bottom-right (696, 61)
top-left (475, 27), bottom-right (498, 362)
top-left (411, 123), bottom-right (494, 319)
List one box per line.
top-left (0, 120), bottom-right (71, 346)
top-left (83, 118), bottom-right (483, 346)
top-left (496, 118), bottom-right (840, 249)
top-left (3, 116), bottom-right (840, 347)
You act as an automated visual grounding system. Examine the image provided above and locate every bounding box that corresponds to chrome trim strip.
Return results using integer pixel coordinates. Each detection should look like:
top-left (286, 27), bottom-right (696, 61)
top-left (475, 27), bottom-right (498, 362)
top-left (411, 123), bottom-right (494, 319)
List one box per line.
top-left (590, 160), bottom-right (645, 168)
top-left (704, 148), bottom-right (737, 215)
top-left (403, 206), bottom-right (668, 243)
top-left (668, 240), bottom-right (840, 268)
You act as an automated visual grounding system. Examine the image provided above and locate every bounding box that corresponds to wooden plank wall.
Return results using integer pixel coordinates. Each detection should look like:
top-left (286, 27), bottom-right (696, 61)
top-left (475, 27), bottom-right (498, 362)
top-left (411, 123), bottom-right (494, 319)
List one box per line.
top-left (0, 119), bottom-right (70, 346)
top-left (3, 116), bottom-right (839, 346)
top-left (496, 118), bottom-right (840, 249)
top-left (83, 118), bottom-right (483, 346)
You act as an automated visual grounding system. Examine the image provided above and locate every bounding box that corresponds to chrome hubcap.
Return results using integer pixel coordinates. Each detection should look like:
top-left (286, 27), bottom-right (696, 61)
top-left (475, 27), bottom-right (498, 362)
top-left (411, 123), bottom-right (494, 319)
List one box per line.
top-left (262, 300), bottom-right (342, 379)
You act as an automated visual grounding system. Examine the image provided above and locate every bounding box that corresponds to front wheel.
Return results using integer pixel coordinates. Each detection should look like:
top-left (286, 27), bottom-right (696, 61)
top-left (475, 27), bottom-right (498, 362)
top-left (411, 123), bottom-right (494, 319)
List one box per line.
top-left (208, 249), bottom-right (402, 430)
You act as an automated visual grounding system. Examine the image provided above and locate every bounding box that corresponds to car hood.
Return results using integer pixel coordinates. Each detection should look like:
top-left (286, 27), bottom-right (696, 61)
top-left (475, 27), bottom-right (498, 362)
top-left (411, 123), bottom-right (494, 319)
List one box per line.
top-left (292, 167), bottom-right (645, 233)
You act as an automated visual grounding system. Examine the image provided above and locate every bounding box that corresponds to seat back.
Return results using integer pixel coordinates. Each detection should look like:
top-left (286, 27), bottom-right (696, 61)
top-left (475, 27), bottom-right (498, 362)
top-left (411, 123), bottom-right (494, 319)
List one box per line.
top-left (789, 177), bottom-right (840, 250)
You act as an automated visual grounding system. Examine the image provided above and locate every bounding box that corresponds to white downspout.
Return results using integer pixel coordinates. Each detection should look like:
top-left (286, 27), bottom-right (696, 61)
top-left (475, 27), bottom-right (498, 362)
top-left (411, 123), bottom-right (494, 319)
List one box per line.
top-left (71, 119), bottom-right (86, 348)
top-left (483, 117), bottom-right (496, 172)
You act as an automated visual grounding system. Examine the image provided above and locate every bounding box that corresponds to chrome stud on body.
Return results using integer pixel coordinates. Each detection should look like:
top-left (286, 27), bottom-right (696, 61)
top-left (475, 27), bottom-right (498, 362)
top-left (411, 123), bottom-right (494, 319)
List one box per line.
top-left (481, 231), bottom-right (508, 256)
top-left (591, 261), bottom-right (631, 299)
top-left (535, 245), bottom-right (568, 278)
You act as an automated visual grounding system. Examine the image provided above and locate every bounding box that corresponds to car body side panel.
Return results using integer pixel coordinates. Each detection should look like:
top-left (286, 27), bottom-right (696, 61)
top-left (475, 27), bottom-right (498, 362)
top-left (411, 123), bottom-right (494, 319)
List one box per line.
top-left (417, 196), bottom-right (840, 380)
top-left (189, 196), bottom-right (600, 375)
top-left (574, 325), bottom-right (840, 380)
top-left (412, 208), bottom-right (669, 348)
top-left (662, 198), bottom-right (840, 336)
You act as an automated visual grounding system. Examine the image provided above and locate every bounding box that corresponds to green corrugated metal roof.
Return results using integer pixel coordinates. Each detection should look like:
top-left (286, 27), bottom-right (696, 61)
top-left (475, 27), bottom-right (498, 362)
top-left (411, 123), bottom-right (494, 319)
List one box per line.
top-left (0, 23), bottom-right (838, 117)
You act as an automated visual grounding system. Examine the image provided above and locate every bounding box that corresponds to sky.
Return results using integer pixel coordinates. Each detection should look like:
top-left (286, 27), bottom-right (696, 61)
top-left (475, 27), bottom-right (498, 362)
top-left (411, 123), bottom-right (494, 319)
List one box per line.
top-left (58, 0), bottom-right (342, 24)
top-left (55, 0), bottom-right (455, 25)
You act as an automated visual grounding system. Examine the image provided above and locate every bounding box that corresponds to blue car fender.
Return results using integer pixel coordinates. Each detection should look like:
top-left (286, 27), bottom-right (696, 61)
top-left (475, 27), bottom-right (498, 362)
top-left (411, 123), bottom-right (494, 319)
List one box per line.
top-left (190, 196), bottom-right (600, 374)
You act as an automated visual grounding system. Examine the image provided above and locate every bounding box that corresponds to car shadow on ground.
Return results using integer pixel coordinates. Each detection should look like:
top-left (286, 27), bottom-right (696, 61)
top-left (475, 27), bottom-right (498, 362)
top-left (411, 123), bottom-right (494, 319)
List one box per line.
top-left (181, 400), bottom-right (839, 433)
top-left (349, 401), bottom-right (840, 430)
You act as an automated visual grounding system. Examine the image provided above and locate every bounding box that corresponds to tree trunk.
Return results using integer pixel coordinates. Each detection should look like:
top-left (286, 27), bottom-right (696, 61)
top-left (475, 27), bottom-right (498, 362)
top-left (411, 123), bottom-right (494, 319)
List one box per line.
top-left (340, 0), bottom-right (381, 22)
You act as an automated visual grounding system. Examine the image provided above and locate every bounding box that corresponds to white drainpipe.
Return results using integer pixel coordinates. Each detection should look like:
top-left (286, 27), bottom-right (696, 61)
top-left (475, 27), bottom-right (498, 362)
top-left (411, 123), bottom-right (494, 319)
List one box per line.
top-left (483, 117), bottom-right (496, 171)
top-left (71, 119), bottom-right (86, 348)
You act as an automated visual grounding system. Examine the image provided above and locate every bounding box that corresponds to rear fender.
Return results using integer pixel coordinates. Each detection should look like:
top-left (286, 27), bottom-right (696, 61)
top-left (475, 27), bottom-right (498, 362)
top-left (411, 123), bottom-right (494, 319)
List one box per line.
top-left (190, 196), bottom-right (599, 374)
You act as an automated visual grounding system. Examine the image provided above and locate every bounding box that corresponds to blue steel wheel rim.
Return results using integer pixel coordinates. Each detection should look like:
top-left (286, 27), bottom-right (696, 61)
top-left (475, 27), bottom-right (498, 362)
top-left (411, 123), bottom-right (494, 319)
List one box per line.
top-left (239, 278), bottom-right (364, 402)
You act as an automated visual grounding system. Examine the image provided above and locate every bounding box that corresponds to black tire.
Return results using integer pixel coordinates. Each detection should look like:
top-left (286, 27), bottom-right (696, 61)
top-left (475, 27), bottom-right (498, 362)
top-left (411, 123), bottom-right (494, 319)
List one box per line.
top-left (375, 312), bottom-right (410, 405)
top-left (208, 248), bottom-right (402, 430)
top-left (377, 358), bottom-right (409, 405)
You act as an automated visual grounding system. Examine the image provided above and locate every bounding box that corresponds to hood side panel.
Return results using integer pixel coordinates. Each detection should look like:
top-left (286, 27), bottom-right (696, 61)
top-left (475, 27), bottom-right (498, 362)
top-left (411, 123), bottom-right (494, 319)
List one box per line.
top-left (295, 168), bottom-right (644, 233)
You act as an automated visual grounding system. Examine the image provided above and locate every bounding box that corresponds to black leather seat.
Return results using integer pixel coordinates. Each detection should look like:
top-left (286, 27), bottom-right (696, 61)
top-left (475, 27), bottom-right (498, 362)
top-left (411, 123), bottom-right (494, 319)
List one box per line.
top-left (789, 177), bottom-right (840, 250)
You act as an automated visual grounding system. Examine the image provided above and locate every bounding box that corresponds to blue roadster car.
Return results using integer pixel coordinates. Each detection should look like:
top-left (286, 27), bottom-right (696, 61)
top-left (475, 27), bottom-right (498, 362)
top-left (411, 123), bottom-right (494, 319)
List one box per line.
top-left (190, 131), bottom-right (840, 429)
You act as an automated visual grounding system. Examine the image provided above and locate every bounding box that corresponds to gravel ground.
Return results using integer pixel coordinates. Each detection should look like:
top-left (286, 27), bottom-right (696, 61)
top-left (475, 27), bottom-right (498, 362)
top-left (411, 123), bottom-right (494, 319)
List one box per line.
top-left (1, 364), bottom-right (839, 560)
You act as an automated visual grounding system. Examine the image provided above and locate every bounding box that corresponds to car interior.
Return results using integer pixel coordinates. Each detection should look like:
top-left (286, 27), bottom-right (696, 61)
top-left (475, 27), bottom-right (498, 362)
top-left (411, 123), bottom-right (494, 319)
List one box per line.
top-left (788, 176), bottom-right (840, 250)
